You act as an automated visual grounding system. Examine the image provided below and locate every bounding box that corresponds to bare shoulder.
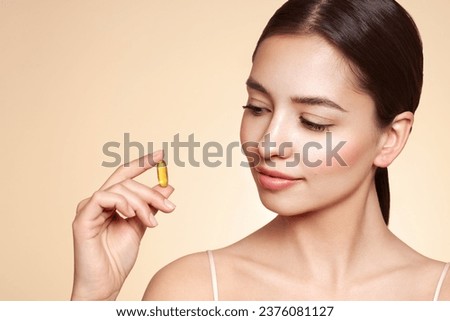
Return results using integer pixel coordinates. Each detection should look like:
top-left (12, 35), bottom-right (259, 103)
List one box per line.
top-left (142, 251), bottom-right (214, 301)
top-left (436, 262), bottom-right (450, 301)
top-left (410, 258), bottom-right (450, 301)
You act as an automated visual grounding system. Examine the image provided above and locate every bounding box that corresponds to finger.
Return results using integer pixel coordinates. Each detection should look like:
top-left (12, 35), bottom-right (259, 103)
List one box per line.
top-left (150, 185), bottom-right (175, 215)
top-left (121, 179), bottom-right (176, 214)
top-left (76, 197), bottom-right (90, 214)
top-left (99, 149), bottom-right (164, 192)
top-left (125, 185), bottom-right (174, 236)
top-left (126, 215), bottom-right (147, 239)
top-left (76, 191), bottom-right (135, 223)
top-left (107, 183), bottom-right (158, 227)
top-left (151, 184), bottom-right (175, 199)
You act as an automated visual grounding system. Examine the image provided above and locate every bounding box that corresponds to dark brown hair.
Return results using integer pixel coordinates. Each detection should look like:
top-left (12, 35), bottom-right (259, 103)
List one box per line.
top-left (253, 0), bottom-right (423, 225)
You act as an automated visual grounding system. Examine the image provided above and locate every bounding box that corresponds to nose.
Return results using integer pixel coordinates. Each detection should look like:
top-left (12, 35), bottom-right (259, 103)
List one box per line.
top-left (257, 109), bottom-right (294, 161)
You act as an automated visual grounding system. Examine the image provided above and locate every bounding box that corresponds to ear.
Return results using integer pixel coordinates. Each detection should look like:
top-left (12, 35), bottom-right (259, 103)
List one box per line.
top-left (374, 111), bottom-right (414, 168)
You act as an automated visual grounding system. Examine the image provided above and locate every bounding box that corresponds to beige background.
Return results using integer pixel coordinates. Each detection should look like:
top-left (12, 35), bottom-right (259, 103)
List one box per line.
top-left (0, 0), bottom-right (449, 300)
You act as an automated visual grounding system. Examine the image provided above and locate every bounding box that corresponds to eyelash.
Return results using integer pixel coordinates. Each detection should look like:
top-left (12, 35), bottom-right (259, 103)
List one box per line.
top-left (242, 104), bottom-right (267, 116)
top-left (300, 116), bottom-right (331, 132)
top-left (242, 105), bottom-right (332, 132)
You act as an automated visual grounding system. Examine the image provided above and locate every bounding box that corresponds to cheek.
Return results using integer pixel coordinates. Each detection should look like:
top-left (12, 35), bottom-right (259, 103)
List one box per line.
top-left (240, 114), bottom-right (270, 145)
top-left (333, 139), bottom-right (367, 167)
top-left (303, 133), bottom-right (375, 175)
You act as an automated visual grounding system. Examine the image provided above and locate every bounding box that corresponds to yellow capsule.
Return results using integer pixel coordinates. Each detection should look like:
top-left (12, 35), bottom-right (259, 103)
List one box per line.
top-left (157, 160), bottom-right (168, 188)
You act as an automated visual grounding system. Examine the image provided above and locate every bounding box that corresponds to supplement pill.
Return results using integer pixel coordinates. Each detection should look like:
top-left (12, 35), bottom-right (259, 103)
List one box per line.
top-left (157, 160), bottom-right (168, 187)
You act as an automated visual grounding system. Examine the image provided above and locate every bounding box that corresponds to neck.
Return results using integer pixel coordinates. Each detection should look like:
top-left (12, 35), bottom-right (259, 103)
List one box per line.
top-left (266, 182), bottom-right (394, 285)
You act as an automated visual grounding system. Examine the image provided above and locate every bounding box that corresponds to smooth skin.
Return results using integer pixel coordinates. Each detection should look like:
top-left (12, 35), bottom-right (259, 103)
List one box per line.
top-left (72, 35), bottom-right (449, 301)
top-left (71, 150), bottom-right (176, 300)
top-left (143, 35), bottom-right (449, 300)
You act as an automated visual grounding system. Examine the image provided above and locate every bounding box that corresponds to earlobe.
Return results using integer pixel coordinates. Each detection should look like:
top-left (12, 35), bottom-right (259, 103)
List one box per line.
top-left (374, 111), bottom-right (414, 168)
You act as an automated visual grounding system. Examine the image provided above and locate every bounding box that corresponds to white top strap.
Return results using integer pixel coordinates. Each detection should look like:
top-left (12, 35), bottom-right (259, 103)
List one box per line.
top-left (433, 262), bottom-right (450, 301)
top-left (207, 250), bottom-right (219, 301)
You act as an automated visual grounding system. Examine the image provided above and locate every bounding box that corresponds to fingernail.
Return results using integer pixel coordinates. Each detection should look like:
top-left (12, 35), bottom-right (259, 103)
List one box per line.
top-left (149, 214), bottom-right (158, 226)
top-left (164, 199), bottom-right (176, 210)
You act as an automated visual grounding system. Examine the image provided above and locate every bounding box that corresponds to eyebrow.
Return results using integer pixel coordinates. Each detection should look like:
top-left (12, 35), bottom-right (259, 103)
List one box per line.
top-left (291, 96), bottom-right (347, 112)
top-left (246, 78), bottom-right (269, 94)
top-left (246, 77), bottom-right (348, 112)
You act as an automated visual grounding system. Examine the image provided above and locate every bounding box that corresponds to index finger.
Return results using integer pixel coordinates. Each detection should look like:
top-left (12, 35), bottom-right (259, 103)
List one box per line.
top-left (99, 149), bottom-right (164, 191)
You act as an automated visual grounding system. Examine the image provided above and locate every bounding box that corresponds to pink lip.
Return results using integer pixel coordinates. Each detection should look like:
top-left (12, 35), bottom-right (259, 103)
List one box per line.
top-left (254, 167), bottom-right (303, 191)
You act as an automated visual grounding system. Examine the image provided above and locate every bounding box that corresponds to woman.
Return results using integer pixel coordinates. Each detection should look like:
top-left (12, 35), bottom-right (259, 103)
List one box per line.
top-left (71, 0), bottom-right (449, 300)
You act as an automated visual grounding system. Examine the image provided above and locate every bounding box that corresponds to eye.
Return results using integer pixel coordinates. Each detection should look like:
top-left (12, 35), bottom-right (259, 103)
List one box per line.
top-left (242, 104), bottom-right (269, 116)
top-left (300, 116), bottom-right (332, 132)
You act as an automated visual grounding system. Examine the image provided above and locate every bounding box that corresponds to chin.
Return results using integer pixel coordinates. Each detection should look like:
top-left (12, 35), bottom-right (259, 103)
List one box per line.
top-left (257, 188), bottom-right (309, 217)
top-left (257, 185), bottom-right (348, 218)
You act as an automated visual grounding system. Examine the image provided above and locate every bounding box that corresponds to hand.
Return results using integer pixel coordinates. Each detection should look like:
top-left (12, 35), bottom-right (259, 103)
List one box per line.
top-left (71, 150), bottom-right (176, 300)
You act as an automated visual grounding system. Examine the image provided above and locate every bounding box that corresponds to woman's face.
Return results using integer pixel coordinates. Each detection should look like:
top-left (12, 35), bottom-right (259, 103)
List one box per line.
top-left (240, 35), bottom-right (383, 216)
